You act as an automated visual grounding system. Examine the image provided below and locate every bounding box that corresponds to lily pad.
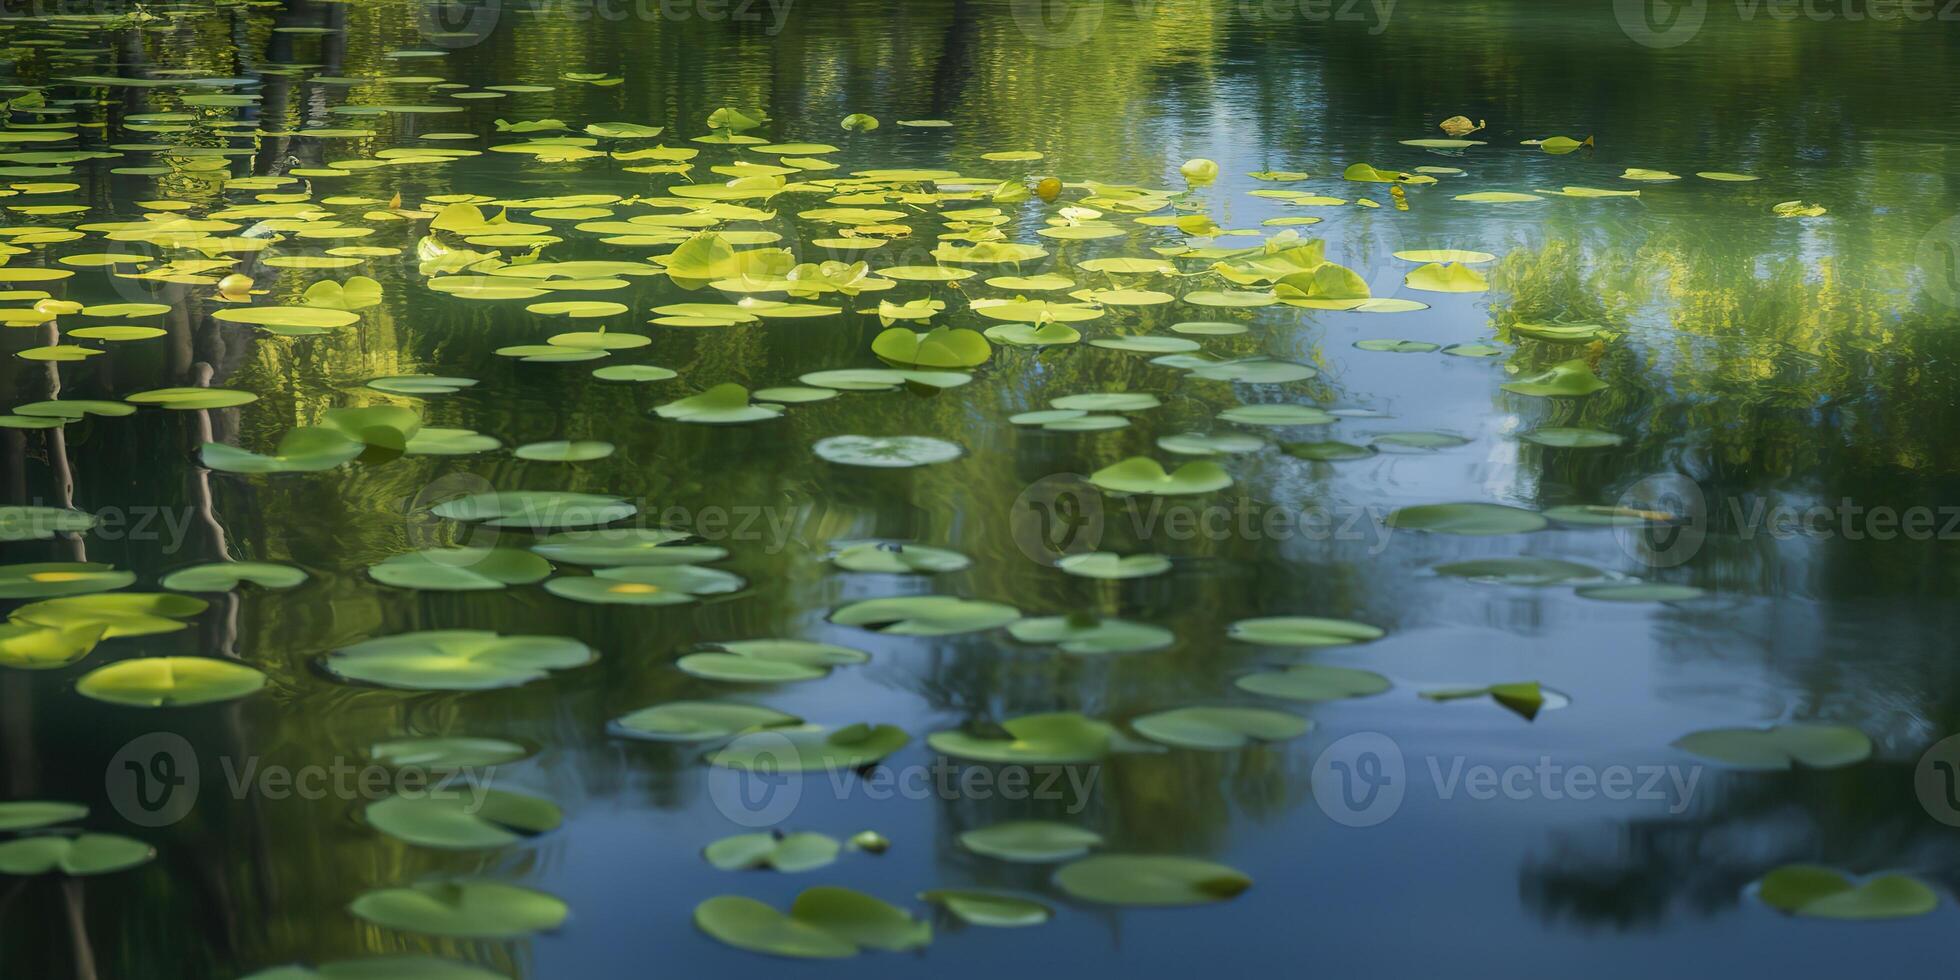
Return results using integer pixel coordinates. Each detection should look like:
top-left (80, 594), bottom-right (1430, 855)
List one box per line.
top-left (0, 801), bottom-right (88, 831)
top-left (324, 630), bottom-right (596, 691)
top-left (1500, 359), bottom-right (1607, 397)
top-left (1226, 616), bottom-right (1383, 647)
top-left (76, 656), bottom-right (266, 707)
top-left (1672, 724), bottom-right (1871, 770)
top-left (831, 596), bottom-right (1019, 635)
top-left (919, 890), bottom-right (1051, 927)
top-left (959, 821), bottom-right (1104, 863)
top-left (348, 880), bottom-right (568, 939)
top-left (1523, 427), bottom-right (1624, 448)
top-left (1055, 552), bottom-right (1171, 579)
top-left (1756, 866), bottom-right (1935, 920)
top-left (1129, 706), bottom-right (1309, 750)
top-left (369, 548), bottom-right (551, 591)
top-left (159, 562), bottom-right (306, 592)
top-left (611, 701), bottom-right (801, 742)
top-left (432, 491), bottom-right (635, 529)
top-left (545, 565), bottom-right (743, 605)
top-left (11, 593), bottom-right (207, 638)
top-left (831, 541), bottom-right (970, 574)
top-left (705, 832), bottom-right (841, 873)
top-left (1384, 502), bottom-right (1547, 535)
top-left (1008, 616), bottom-right (1174, 655)
top-left (1089, 457), bottom-right (1231, 495)
top-left (1053, 855), bottom-right (1251, 906)
top-left (813, 435), bottom-right (963, 468)
top-left (708, 723), bottom-right (911, 771)
top-left (694, 888), bottom-right (929, 958)
top-left (1236, 664), bottom-right (1391, 702)
top-left (530, 528), bottom-right (725, 567)
top-left (655, 384), bottom-right (784, 424)
top-left (0, 562), bottom-right (133, 599)
top-left (0, 833), bottom-right (154, 876)
top-left (366, 789), bottom-right (562, 849)
top-left (929, 712), bottom-right (1140, 764)
top-left (370, 737), bottom-right (531, 770)
top-left (0, 505), bottom-right (94, 541)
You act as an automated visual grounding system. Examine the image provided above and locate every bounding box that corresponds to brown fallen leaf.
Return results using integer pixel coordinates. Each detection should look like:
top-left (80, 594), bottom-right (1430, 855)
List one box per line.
top-left (1439, 115), bottom-right (1486, 137)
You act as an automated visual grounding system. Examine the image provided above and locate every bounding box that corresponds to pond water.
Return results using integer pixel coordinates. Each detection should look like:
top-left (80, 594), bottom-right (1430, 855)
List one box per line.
top-left (4, 0), bottom-right (1960, 976)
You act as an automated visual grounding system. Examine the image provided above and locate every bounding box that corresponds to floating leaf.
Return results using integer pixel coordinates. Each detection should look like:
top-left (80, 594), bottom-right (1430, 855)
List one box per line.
top-left (655, 384), bottom-right (783, 424)
top-left (0, 506), bottom-right (94, 541)
top-left (612, 701), bottom-right (800, 743)
top-left (1053, 855), bottom-right (1251, 906)
top-left (1404, 262), bottom-right (1489, 293)
top-left (432, 491), bottom-right (635, 529)
top-left (1420, 681), bottom-right (1548, 720)
top-left (706, 832), bottom-right (841, 873)
top-left (0, 834), bottom-right (153, 876)
top-left (371, 738), bottom-right (531, 770)
top-left (709, 723), bottom-right (911, 771)
top-left (920, 890), bottom-right (1051, 927)
top-left (1008, 616), bottom-right (1173, 655)
top-left (1089, 457), bottom-right (1230, 495)
top-left (960, 822), bottom-right (1104, 863)
top-left (1672, 724), bottom-right (1871, 770)
top-left (546, 565), bottom-right (743, 606)
top-left (1384, 502), bottom-right (1547, 535)
top-left (832, 541), bottom-right (970, 574)
top-left (1756, 866), bottom-right (1935, 920)
top-left (76, 657), bottom-right (266, 707)
top-left (1131, 706), bottom-right (1309, 750)
top-left (1434, 557), bottom-right (1600, 585)
top-left (831, 596), bottom-right (1019, 636)
top-left (1055, 552), bottom-right (1171, 579)
top-left (0, 801), bottom-right (88, 832)
top-left (1236, 664), bottom-right (1391, 702)
top-left (348, 880), bottom-right (568, 939)
top-left (0, 562), bottom-right (132, 600)
top-left (369, 548), bottom-right (551, 591)
top-left (929, 712), bottom-right (1139, 764)
top-left (12, 594), bottom-right (206, 638)
top-left (1501, 359), bottom-right (1608, 397)
top-left (160, 562), bottom-right (306, 592)
top-left (813, 435), bottom-right (963, 468)
top-left (367, 789), bottom-right (562, 850)
top-left (324, 631), bottom-right (595, 691)
top-left (1226, 616), bottom-right (1384, 647)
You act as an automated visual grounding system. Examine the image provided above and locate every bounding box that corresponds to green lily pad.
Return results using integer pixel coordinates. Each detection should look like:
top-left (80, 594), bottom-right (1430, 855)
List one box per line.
top-left (1576, 582), bottom-right (1705, 602)
top-left (432, 491), bottom-right (635, 528)
top-left (678, 640), bottom-right (868, 683)
top-left (1500, 359), bottom-right (1608, 397)
top-left (1053, 855), bottom-right (1251, 906)
top-left (655, 384), bottom-right (784, 424)
top-left (1434, 557), bottom-right (1601, 585)
top-left (348, 880), bottom-right (568, 939)
top-left (1283, 440), bottom-right (1377, 461)
top-left (1523, 427), bottom-right (1624, 448)
top-left (367, 789), bottom-right (562, 849)
top-left (695, 887), bottom-right (930, 959)
top-left (611, 701), bottom-right (801, 742)
top-left (708, 723), bottom-right (911, 771)
top-left (0, 623), bottom-right (104, 669)
top-left (813, 435), bottom-right (963, 468)
top-left (11, 593), bottom-right (207, 638)
top-left (1008, 616), bottom-right (1173, 655)
top-left (0, 562), bottom-right (133, 599)
top-left (76, 656), bottom-right (266, 707)
top-left (368, 375), bottom-right (478, 396)
top-left (1089, 457), bottom-right (1231, 495)
top-left (706, 832), bottom-right (841, 873)
top-left (919, 889), bottom-right (1051, 927)
top-left (0, 833), bottom-right (154, 876)
top-left (1219, 404), bottom-right (1337, 426)
top-left (984, 322), bottom-right (1081, 347)
top-left (929, 712), bottom-right (1138, 764)
top-left (1156, 432), bottom-right (1267, 456)
top-left (831, 596), bottom-right (1020, 635)
top-left (1052, 392), bottom-right (1160, 412)
top-left (370, 737), bottom-right (531, 769)
top-left (201, 428), bottom-right (363, 474)
top-left (1355, 339), bottom-right (1439, 353)
top-left (1384, 502), bottom-right (1547, 535)
top-left (1129, 706), bottom-right (1309, 750)
top-left (324, 630), bottom-right (596, 691)
top-left (593, 364), bottom-right (679, 382)
top-left (1756, 866), bottom-right (1935, 920)
top-left (872, 326), bottom-right (991, 368)
top-left (1226, 616), bottom-right (1383, 647)
top-left (831, 541), bottom-right (970, 574)
top-left (0, 801), bottom-right (87, 831)
top-left (514, 439), bottom-right (615, 462)
top-left (1236, 664), bottom-right (1392, 702)
top-left (546, 565), bottom-right (743, 605)
top-left (1191, 358), bottom-right (1317, 383)
top-left (159, 562), bottom-right (306, 592)
top-left (1419, 681), bottom-right (1549, 720)
top-left (1055, 552), bottom-right (1171, 579)
top-left (530, 528), bottom-right (725, 566)
top-left (369, 548), bottom-right (552, 591)
top-left (0, 505), bottom-right (94, 541)
top-left (959, 821), bottom-right (1104, 863)
top-left (1671, 724), bottom-right (1871, 770)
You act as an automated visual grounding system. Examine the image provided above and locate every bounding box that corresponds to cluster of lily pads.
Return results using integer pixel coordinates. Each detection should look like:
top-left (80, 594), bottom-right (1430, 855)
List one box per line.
top-left (0, 9), bottom-right (1923, 974)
